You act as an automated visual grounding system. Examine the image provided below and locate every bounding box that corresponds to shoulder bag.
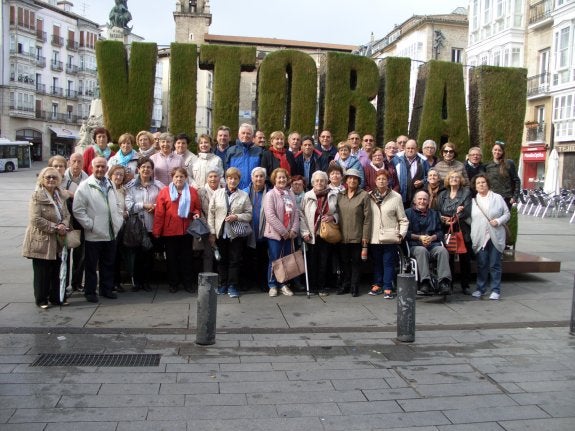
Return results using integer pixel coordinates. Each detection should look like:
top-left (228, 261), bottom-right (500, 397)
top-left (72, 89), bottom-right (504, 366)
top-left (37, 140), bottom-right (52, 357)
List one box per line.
top-left (224, 192), bottom-right (252, 239)
top-left (272, 239), bottom-right (306, 284)
top-left (444, 215), bottom-right (466, 254)
top-left (317, 197), bottom-right (341, 244)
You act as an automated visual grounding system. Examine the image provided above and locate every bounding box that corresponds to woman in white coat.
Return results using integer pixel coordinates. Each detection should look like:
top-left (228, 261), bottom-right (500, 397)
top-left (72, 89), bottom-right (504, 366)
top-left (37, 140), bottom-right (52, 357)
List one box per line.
top-left (470, 174), bottom-right (510, 300)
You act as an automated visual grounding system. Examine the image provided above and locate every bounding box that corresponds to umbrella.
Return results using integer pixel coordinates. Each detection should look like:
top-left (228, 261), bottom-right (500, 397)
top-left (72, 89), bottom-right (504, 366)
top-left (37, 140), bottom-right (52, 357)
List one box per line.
top-left (543, 148), bottom-right (560, 195)
top-left (302, 242), bottom-right (310, 299)
top-left (59, 246), bottom-right (68, 304)
top-left (517, 156), bottom-right (524, 189)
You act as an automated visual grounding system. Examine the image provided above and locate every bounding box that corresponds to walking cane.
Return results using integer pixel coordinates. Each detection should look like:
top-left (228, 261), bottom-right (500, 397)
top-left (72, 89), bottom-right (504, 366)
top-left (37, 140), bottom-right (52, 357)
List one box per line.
top-left (302, 241), bottom-right (310, 299)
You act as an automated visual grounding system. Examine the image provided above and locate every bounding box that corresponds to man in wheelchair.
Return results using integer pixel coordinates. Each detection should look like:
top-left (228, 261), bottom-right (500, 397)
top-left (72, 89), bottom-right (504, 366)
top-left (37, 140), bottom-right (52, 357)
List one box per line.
top-left (405, 191), bottom-right (452, 295)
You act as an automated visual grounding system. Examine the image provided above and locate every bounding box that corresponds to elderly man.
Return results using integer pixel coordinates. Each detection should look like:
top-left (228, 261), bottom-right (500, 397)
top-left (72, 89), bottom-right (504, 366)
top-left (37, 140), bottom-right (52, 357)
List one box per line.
top-left (405, 191), bottom-right (452, 295)
top-left (394, 139), bottom-right (429, 207)
top-left (294, 135), bottom-right (329, 190)
top-left (287, 131), bottom-right (302, 153)
top-left (73, 157), bottom-right (124, 303)
top-left (225, 123), bottom-right (263, 190)
top-left (315, 129), bottom-right (337, 161)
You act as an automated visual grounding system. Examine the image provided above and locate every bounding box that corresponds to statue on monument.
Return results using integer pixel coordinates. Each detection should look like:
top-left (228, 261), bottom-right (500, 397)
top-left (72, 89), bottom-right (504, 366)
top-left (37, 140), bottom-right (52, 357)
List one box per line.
top-left (108, 0), bottom-right (132, 32)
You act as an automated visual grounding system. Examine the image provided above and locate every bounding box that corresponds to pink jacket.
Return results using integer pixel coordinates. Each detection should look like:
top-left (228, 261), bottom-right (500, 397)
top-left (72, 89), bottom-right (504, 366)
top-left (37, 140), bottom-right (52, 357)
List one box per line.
top-left (263, 187), bottom-right (300, 241)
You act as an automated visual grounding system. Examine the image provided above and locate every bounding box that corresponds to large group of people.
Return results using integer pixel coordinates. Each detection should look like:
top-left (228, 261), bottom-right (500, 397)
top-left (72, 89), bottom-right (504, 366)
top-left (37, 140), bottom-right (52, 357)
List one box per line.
top-left (22, 124), bottom-right (519, 309)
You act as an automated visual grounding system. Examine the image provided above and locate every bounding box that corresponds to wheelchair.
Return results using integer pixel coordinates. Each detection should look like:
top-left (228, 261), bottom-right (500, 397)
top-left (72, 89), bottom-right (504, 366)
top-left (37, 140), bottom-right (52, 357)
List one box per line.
top-left (397, 240), bottom-right (452, 302)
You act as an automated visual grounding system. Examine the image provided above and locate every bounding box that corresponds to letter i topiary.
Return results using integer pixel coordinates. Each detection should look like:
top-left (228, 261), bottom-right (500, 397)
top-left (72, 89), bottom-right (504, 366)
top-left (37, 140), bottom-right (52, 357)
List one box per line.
top-left (170, 43), bottom-right (198, 149)
top-left (377, 57), bottom-right (411, 145)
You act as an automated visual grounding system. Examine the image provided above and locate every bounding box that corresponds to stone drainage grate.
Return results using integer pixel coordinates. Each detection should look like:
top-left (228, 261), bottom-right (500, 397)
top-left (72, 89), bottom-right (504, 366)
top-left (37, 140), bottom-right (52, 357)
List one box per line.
top-left (30, 353), bottom-right (161, 367)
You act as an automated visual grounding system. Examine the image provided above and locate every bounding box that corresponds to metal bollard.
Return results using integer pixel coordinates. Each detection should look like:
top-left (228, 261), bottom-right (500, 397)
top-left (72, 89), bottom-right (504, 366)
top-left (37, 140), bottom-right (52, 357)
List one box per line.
top-left (396, 273), bottom-right (416, 343)
top-left (570, 275), bottom-right (575, 336)
top-left (196, 272), bottom-right (218, 345)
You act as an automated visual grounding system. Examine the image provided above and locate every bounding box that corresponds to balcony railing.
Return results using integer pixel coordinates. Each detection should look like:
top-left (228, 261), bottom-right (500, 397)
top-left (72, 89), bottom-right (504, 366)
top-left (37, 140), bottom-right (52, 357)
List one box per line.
top-left (66, 64), bottom-right (78, 75)
top-left (525, 123), bottom-right (546, 142)
top-left (36, 83), bottom-right (46, 94)
top-left (50, 86), bottom-right (64, 96)
top-left (527, 73), bottom-right (550, 97)
top-left (528, 0), bottom-right (552, 25)
top-left (9, 105), bottom-right (35, 118)
top-left (51, 60), bottom-right (63, 72)
top-left (78, 65), bottom-right (97, 74)
top-left (36, 30), bottom-right (47, 42)
top-left (9, 48), bottom-right (35, 60)
top-left (36, 56), bottom-right (46, 68)
top-left (51, 35), bottom-right (64, 47)
top-left (66, 89), bottom-right (78, 99)
top-left (67, 40), bottom-right (79, 51)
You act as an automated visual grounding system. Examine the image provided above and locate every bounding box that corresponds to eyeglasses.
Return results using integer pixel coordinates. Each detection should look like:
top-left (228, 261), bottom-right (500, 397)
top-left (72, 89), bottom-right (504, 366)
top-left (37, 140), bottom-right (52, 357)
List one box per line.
top-left (443, 150), bottom-right (455, 154)
top-left (469, 153), bottom-right (481, 157)
top-left (397, 140), bottom-right (407, 144)
top-left (44, 175), bottom-right (58, 180)
top-left (363, 139), bottom-right (374, 142)
top-left (350, 137), bottom-right (360, 140)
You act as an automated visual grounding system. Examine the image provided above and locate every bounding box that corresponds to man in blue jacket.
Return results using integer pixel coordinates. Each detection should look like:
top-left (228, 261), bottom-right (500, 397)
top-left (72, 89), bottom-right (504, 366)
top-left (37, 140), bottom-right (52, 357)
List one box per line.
top-left (224, 123), bottom-right (263, 190)
top-left (405, 191), bottom-right (452, 295)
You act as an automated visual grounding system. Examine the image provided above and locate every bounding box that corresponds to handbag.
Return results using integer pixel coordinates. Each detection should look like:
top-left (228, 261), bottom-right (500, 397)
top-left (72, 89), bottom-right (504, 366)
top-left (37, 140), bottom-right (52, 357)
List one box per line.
top-left (444, 216), bottom-right (467, 254)
top-left (65, 229), bottom-right (81, 248)
top-left (186, 217), bottom-right (210, 238)
top-left (228, 220), bottom-right (252, 238)
top-left (272, 240), bottom-right (306, 283)
top-left (123, 213), bottom-right (146, 248)
top-left (319, 220), bottom-right (342, 244)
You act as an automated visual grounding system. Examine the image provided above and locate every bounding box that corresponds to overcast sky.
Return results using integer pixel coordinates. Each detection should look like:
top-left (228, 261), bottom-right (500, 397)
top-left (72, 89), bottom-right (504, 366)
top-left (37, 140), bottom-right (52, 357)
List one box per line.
top-left (78, 0), bottom-right (468, 47)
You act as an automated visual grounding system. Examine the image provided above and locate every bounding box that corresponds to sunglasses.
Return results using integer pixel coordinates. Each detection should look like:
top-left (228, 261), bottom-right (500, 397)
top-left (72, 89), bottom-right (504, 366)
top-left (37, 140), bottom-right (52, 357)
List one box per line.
top-left (44, 175), bottom-right (58, 180)
top-left (443, 150), bottom-right (455, 154)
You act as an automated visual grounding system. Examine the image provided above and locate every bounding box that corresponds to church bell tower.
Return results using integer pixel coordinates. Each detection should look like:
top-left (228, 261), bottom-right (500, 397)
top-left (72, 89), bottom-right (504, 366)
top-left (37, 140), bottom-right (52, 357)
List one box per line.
top-left (173, 0), bottom-right (212, 44)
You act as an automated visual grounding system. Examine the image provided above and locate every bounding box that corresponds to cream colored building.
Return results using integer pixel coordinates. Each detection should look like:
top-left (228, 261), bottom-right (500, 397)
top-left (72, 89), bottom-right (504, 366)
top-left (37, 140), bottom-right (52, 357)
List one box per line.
top-left (467, 0), bottom-right (575, 191)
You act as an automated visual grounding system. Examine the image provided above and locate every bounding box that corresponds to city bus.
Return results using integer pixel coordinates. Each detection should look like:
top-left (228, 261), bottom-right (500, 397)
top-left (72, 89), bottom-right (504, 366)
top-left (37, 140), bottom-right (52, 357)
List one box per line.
top-left (0, 139), bottom-right (33, 172)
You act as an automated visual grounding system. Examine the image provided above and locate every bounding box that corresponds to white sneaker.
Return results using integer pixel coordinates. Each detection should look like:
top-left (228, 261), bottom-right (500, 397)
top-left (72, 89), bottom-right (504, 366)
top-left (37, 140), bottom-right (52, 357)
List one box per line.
top-left (471, 290), bottom-right (483, 299)
top-left (489, 292), bottom-right (500, 300)
top-left (280, 285), bottom-right (294, 296)
top-left (269, 287), bottom-right (278, 297)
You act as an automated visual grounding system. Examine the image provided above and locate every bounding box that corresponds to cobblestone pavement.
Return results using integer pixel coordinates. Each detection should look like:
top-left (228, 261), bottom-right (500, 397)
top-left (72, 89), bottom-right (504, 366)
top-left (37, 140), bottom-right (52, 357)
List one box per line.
top-left (1, 163), bottom-right (574, 429)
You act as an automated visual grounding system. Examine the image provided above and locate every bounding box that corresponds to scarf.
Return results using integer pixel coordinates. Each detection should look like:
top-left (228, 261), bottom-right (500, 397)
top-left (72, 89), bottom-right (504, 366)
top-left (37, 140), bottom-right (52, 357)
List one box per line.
top-left (313, 188), bottom-right (330, 229)
top-left (44, 188), bottom-right (64, 224)
top-left (428, 183), bottom-right (441, 209)
top-left (370, 187), bottom-right (389, 206)
top-left (270, 147), bottom-right (291, 172)
top-left (117, 149), bottom-right (136, 166)
top-left (139, 147), bottom-right (156, 158)
top-left (93, 144), bottom-right (111, 160)
top-left (169, 182), bottom-right (190, 218)
top-left (277, 187), bottom-right (294, 228)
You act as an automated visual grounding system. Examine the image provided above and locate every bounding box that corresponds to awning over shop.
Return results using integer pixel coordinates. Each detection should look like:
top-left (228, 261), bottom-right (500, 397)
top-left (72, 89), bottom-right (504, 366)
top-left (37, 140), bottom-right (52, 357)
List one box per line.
top-left (48, 127), bottom-right (79, 139)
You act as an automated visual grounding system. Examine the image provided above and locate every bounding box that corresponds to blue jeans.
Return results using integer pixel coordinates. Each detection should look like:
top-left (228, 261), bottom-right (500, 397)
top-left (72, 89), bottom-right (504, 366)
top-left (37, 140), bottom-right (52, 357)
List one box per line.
top-left (475, 239), bottom-right (502, 294)
top-left (370, 244), bottom-right (398, 289)
top-left (267, 238), bottom-right (293, 288)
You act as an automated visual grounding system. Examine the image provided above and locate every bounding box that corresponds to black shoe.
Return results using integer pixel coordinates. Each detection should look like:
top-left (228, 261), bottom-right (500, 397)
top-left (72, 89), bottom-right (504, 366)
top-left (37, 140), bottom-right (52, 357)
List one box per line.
top-left (351, 287), bottom-right (359, 297)
top-left (461, 285), bottom-right (470, 295)
top-left (101, 292), bottom-right (118, 299)
top-left (143, 283), bottom-right (152, 292)
top-left (336, 287), bottom-right (349, 295)
top-left (439, 279), bottom-right (452, 295)
top-left (85, 294), bottom-right (99, 303)
top-left (169, 286), bottom-right (178, 293)
top-left (113, 284), bottom-right (125, 293)
top-left (420, 279), bottom-right (432, 294)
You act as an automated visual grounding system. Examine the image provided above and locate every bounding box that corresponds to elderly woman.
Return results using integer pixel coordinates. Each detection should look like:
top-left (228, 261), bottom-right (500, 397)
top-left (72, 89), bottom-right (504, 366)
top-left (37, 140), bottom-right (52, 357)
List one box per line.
top-left (364, 147), bottom-right (399, 193)
top-left (107, 165), bottom-right (129, 292)
top-left (484, 141), bottom-right (521, 209)
top-left (368, 169), bottom-right (408, 298)
top-left (243, 167), bottom-right (270, 291)
top-left (300, 170), bottom-right (339, 297)
top-left (260, 131), bottom-right (297, 180)
top-left (336, 168), bottom-right (372, 297)
top-left (208, 167), bottom-right (253, 298)
top-left (426, 169), bottom-right (444, 210)
top-left (330, 141), bottom-right (365, 188)
top-left (174, 133), bottom-right (197, 178)
top-left (150, 132), bottom-right (184, 186)
top-left (22, 167), bottom-right (71, 308)
top-left (434, 142), bottom-right (470, 186)
top-left (108, 133), bottom-right (139, 182)
top-left (471, 174), bottom-right (510, 300)
top-left (136, 130), bottom-right (156, 158)
top-left (125, 157), bottom-right (165, 292)
top-left (83, 127), bottom-right (115, 175)
top-left (197, 168), bottom-right (223, 272)
top-left (263, 168), bottom-right (300, 297)
top-left (438, 170), bottom-right (472, 294)
top-left (190, 134), bottom-right (223, 189)
top-left (153, 167), bottom-right (201, 293)
top-left (421, 139), bottom-right (438, 168)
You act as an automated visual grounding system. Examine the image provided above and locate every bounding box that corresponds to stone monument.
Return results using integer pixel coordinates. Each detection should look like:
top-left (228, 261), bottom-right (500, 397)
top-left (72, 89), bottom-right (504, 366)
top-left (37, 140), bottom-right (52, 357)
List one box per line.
top-left (108, 0), bottom-right (132, 40)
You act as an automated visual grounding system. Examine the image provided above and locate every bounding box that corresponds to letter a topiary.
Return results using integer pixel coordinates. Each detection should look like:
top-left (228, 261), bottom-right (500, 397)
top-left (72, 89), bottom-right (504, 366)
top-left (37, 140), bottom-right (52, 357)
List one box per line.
top-left (257, 50), bottom-right (317, 137)
top-left (199, 44), bottom-right (256, 137)
top-left (96, 41), bottom-right (157, 142)
top-left (320, 52), bottom-right (379, 143)
top-left (410, 60), bottom-right (469, 155)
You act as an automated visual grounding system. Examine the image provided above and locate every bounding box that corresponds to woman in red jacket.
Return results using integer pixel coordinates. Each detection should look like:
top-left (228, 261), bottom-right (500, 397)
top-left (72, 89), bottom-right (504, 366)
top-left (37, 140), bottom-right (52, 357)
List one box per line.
top-left (153, 167), bottom-right (200, 293)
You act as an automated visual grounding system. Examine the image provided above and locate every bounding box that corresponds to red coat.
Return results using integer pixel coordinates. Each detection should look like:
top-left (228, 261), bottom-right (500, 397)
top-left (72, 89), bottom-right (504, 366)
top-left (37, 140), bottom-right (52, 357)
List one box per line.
top-left (152, 185), bottom-right (201, 237)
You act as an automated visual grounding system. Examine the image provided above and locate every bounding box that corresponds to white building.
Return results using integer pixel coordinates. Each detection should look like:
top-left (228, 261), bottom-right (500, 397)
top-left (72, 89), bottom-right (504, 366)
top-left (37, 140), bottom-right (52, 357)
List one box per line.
top-left (467, 0), bottom-right (575, 190)
top-left (0, 0), bottom-right (100, 159)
